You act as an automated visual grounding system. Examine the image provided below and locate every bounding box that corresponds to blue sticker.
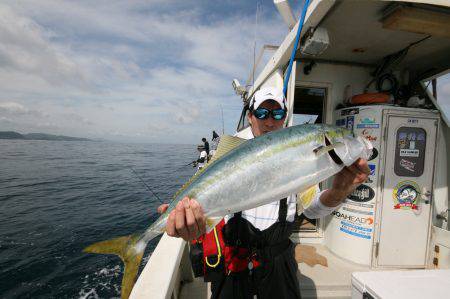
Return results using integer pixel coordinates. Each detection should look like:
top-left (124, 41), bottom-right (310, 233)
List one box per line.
top-left (346, 116), bottom-right (354, 131)
top-left (341, 221), bottom-right (373, 232)
top-left (357, 123), bottom-right (380, 129)
top-left (368, 164), bottom-right (376, 176)
top-left (356, 117), bottom-right (380, 129)
top-left (340, 221), bottom-right (372, 239)
top-left (340, 227), bottom-right (372, 239)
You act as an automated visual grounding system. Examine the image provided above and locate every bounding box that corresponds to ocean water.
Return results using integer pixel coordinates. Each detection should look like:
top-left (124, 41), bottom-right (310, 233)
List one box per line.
top-left (0, 140), bottom-right (197, 298)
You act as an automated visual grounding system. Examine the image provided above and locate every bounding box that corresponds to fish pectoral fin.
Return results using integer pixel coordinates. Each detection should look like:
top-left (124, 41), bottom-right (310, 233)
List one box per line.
top-left (297, 185), bottom-right (319, 209)
top-left (313, 142), bottom-right (344, 157)
top-left (208, 135), bottom-right (247, 163)
top-left (84, 234), bottom-right (144, 299)
top-left (205, 216), bottom-right (223, 233)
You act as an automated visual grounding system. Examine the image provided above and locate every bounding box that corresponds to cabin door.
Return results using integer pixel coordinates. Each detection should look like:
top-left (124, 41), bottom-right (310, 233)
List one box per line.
top-left (376, 113), bottom-right (438, 267)
top-left (289, 82), bottom-right (329, 237)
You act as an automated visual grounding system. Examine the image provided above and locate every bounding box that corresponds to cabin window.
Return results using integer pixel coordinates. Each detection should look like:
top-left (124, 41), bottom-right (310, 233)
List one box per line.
top-left (292, 87), bottom-right (326, 125)
top-left (424, 70), bottom-right (450, 127)
top-left (394, 127), bottom-right (426, 177)
top-left (435, 73), bottom-right (450, 125)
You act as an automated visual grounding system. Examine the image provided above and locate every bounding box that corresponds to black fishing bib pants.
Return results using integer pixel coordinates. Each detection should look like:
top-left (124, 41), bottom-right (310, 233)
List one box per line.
top-left (211, 199), bottom-right (301, 299)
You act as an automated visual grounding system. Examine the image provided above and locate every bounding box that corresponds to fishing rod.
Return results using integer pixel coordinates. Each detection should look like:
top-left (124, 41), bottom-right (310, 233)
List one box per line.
top-left (175, 160), bottom-right (196, 171)
top-left (130, 167), bottom-right (165, 204)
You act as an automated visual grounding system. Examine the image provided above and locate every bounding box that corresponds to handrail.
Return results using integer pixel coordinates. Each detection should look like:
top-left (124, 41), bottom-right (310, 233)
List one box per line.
top-left (130, 234), bottom-right (188, 299)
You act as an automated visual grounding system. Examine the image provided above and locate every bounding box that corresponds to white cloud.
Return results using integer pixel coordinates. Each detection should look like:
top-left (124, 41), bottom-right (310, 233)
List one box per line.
top-left (0, 1), bottom-right (287, 143)
top-left (0, 102), bottom-right (27, 113)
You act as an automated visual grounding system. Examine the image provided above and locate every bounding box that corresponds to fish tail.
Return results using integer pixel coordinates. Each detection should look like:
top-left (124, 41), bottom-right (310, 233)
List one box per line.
top-left (84, 234), bottom-right (147, 299)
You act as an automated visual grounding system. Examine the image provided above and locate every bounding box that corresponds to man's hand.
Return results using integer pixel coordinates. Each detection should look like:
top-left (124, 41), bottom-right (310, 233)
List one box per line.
top-left (320, 158), bottom-right (370, 207)
top-left (157, 197), bottom-right (206, 241)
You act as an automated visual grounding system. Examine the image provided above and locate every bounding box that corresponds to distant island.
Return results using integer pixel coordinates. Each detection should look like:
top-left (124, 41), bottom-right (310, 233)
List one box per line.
top-left (0, 131), bottom-right (91, 141)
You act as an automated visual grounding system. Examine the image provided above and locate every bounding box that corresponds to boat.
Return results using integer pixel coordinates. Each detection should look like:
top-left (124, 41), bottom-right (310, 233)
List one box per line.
top-left (130, 0), bottom-right (450, 298)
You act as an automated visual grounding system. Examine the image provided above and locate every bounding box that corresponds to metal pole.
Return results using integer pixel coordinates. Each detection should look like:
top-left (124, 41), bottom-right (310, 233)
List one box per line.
top-left (220, 104), bottom-right (225, 135)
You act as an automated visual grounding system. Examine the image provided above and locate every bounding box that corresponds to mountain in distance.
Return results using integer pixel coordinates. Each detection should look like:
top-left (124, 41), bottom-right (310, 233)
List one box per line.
top-left (0, 131), bottom-right (91, 141)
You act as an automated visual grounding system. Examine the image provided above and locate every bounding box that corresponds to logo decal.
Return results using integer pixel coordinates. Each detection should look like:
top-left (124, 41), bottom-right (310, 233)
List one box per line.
top-left (399, 159), bottom-right (415, 172)
top-left (393, 181), bottom-right (420, 210)
top-left (356, 117), bottom-right (380, 129)
top-left (341, 108), bottom-right (359, 116)
top-left (347, 185), bottom-right (375, 202)
top-left (368, 164), bottom-right (376, 176)
top-left (361, 129), bottom-right (377, 142)
top-left (368, 148), bottom-right (378, 161)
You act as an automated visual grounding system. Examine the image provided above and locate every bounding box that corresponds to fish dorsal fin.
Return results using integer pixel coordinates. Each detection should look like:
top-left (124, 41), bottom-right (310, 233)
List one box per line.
top-left (172, 135), bottom-right (247, 201)
top-left (208, 135), bottom-right (247, 164)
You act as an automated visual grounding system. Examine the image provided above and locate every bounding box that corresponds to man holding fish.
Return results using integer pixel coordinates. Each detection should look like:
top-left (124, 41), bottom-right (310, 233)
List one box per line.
top-left (158, 87), bottom-right (370, 298)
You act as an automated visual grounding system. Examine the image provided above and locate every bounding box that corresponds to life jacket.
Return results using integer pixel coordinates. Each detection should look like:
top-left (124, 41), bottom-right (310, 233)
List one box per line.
top-left (189, 198), bottom-right (290, 281)
top-left (190, 219), bottom-right (226, 281)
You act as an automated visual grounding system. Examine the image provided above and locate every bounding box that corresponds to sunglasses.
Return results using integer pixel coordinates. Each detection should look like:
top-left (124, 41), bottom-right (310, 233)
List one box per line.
top-left (252, 108), bottom-right (286, 120)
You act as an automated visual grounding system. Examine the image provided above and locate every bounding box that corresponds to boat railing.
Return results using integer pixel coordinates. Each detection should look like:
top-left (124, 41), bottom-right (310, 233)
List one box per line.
top-left (130, 233), bottom-right (193, 299)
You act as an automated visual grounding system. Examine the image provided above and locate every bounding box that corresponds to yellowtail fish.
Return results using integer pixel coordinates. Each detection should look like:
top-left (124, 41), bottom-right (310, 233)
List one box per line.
top-left (84, 124), bottom-right (372, 298)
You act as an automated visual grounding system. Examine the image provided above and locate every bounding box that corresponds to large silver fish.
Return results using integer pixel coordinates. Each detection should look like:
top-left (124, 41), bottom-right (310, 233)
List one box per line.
top-left (84, 124), bottom-right (372, 298)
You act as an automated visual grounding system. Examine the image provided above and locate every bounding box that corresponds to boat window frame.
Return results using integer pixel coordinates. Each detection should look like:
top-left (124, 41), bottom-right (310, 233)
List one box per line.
top-left (422, 69), bottom-right (450, 127)
top-left (236, 106), bottom-right (250, 132)
top-left (289, 81), bottom-right (332, 241)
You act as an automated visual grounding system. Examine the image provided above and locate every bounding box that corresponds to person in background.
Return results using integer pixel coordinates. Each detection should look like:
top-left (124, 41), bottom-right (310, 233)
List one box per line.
top-left (159, 87), bottom-right (370, 298)
top-left (193, 145), bottom-right (207, 172)
top-left (212, 130), bottom-right (220, 140)
top-left (202, 137), bottom-right (210, 159)
top-left (210, 131), bottom-right (220, 158)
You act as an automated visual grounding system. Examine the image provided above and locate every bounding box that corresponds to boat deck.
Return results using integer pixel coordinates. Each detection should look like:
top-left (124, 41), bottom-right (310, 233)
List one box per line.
top-left (297, 244), bottom-right (369, 298)
top-left (179, 243), bottom-right (370, 299)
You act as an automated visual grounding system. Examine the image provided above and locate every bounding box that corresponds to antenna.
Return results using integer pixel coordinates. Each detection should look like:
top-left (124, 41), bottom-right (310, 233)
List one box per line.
top-left (220, 104), bottom-right (225, 135)
top-left (252, 1), bottom-right (261, 88)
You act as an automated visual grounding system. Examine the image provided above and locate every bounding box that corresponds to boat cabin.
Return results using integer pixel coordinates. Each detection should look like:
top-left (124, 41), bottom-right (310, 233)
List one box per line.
top-left (131, 1), bottom-right (450, 298)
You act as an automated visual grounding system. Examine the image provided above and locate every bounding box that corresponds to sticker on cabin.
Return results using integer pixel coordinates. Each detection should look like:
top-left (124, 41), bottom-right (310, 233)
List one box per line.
top-left (332, 211), bottom-right (374, 225)
top-left (395, 127), bottom-right (426, 177)
top-left (356, 117), bottom-right (380, 129)
top-left (336, 118), bottom-right (346, 127)
top-left (392, 181), bottom-right (420, 210)
top-left (368, 164), bottom-right (376, 176)
top-left (346, 116), bottom-right (354, 131)
top-left (361, 129), bottom-right (377, 142)
top-left (343, 206), bottom-right (374, 216)
top-left (344, 200), bottom-right (374, 209)
top-left (399, 159), bottom-right (415, 172)
top-left (368, 148), bottom-right (378, 161)
top-left (339, 221), bottom-right (372, 239)
top-left (341, 108), bottom-right (359, 116)
top-left (347, 184), bottom-right (375, 202)
top-left (399, 149), bottom-right (420, 157)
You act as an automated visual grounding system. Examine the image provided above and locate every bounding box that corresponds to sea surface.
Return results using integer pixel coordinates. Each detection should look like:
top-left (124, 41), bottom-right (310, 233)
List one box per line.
top-left (0, 140), bottom-right (197, 298)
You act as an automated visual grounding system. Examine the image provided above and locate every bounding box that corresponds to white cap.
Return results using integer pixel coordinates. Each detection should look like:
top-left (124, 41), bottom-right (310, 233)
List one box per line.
top-left (249, 87), bottom-right (286, 110)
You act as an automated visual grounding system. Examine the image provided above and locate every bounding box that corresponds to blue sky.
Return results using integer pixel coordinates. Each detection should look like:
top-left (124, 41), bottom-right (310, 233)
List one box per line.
top-left (0, 0), bottom-right (303, 144)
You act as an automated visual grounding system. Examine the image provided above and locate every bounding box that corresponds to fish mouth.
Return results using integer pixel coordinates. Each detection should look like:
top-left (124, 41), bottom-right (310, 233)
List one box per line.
top-left (328, 133), bottom-right (373, 166)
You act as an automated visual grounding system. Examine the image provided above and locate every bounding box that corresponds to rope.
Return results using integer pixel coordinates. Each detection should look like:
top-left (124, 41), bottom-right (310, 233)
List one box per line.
top-left (205, 226), bottom-right (222, 268)
top-left (283, 0), bottom-right (311, 97)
